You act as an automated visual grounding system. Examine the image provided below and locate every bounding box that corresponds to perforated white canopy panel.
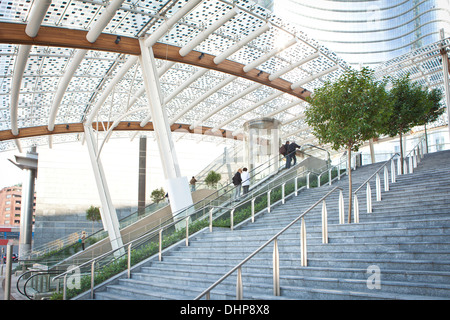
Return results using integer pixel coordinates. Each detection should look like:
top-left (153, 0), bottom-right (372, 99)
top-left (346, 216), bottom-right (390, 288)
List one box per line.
top-left (0, 0), bottom-right (350, 152)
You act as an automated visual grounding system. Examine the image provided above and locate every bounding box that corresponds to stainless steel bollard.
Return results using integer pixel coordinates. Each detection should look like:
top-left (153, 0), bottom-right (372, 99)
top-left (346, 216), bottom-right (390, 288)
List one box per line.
top-left (3, 244), bottom-right (13, 300)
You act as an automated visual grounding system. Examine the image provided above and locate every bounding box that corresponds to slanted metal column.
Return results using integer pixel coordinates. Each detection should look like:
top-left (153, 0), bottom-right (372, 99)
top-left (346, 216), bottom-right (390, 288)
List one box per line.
top-left (440, 29), bottom-right (450, 140)
top-left (138, 136), bottom-right (147, 216)
top-left (441, 49), bottom-right (450, 140)
top-left (138, 39), bottom-right (193, 214)
top-left (9, 147), bottom-right (38, 260)
top-left (84, 124), bottom-right (124, 255)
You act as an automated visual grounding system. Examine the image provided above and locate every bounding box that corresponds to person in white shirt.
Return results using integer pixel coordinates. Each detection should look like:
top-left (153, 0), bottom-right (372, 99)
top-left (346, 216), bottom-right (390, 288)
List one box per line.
top-left (241, 167), bottom-right (250, 195)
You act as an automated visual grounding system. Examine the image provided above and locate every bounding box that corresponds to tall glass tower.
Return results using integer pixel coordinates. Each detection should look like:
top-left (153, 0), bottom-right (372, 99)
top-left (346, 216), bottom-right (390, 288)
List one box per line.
top-left (271, 0), bottom-right (450, 67)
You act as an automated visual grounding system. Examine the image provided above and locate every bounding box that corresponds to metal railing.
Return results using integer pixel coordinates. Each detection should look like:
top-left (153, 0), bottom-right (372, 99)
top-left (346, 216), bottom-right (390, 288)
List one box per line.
top-left (195, 139), bottom-right (428, 300)
top-left (194, 186), bottom-right (345, 300)
top-left (30, 152), bottom-right (286, 271)
top-left (47, 153), bottom-right (300, 298)
top-left (50, 152), bottom-right (342, 300)
top-left (353, 135), bottom-right (426, 223)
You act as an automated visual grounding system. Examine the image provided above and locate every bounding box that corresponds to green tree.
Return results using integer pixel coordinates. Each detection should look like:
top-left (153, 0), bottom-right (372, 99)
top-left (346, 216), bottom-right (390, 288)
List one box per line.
top-left (86, 205), bottom-right (101, 233)
top-left (417, 88), bottom-right (445, 152)
top-left (150, 188), bottom-right (166, 204)
top-left (305, 67), bottom-right (390, 223)
top-left (204, 170), bottom-right (221, 188)
top-left (381, 75), bottom-right (444, 173)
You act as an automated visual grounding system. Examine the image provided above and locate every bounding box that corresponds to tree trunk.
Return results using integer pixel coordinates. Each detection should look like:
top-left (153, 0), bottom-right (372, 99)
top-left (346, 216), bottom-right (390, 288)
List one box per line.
top-left (347, 146), bottom-right (352, 223)
top-left (399, 132), bottom-right (404, 175)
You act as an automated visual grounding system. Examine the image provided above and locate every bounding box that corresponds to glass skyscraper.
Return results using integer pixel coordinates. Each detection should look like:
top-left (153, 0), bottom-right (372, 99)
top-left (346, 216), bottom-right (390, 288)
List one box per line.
top-left (270, 0), bottom-right (450, 67)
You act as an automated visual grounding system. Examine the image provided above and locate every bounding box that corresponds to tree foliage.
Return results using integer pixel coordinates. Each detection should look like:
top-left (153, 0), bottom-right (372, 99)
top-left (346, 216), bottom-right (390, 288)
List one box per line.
top-left (85, 205), bottom-right (101, 223)
top-left (204, 170), bottom-right (221, 188)
top-left (380, 74), bottom-right (444, 173)
top-left (150, 187), bottom-right (166, 204)
top-left (305, 67), bottom-right (391, 222)
top-left (305, 67), bottom-right (390, 152)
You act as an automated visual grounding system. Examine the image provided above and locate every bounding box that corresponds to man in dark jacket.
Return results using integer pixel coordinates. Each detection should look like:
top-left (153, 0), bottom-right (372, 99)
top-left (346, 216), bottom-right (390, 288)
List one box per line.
top-left (283, 141), bottom-right (290, 169)
top-left (286, 141), bottom-right (301, 169)
top-left (232, 168), bottom-right (243, 201)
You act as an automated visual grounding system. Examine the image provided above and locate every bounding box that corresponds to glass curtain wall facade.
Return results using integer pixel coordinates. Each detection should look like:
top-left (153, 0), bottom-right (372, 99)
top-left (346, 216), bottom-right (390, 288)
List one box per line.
top-left (271, 0), bottom-right (450, 67)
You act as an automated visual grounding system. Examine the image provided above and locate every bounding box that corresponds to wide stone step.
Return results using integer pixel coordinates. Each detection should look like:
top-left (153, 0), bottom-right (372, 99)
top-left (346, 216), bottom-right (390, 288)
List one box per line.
top-left (146, 261), bottom-right (450, 284)
top-left (87, 150), bottom-right (450, 300)
top-left (133, 266), bottom-right (450, 298)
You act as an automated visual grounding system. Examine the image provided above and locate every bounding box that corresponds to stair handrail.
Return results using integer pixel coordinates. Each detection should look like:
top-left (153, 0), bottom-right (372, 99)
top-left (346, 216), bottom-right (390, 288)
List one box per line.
top-left (49, 152), bottom-right (298, 299)
top-left (31, 150), bottom-right (285, 268)
top-left (353, 134), bottom-right (426, 222)
top-left (50, 151), bottom-right (339, 300)
top-left (352, 152), bottom-right (399, 223)
top-left (49, 158), bottom-right (298, 283)
top-left (195, 186), bottom-right (344, 300)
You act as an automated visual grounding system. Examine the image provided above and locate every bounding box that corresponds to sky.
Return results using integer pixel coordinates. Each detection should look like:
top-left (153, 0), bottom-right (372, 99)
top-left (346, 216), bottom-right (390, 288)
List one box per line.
top-left (0, 149), bottom-right (24, 189)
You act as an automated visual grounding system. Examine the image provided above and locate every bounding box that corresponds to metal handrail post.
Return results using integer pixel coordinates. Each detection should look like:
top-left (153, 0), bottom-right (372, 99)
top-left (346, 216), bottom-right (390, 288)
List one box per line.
top-left (329, 168), bottom-right (332, 185)
top-left (282, 183), bottom-right (286, 204)
top-left (366, 182), bottom-right (372, 213)
top-left (295, 177), bottom-right (298, 196)
top-left (209, 208), bottom-right (213, 232)
top-left (391, 158), bottom-right (396, 183)
top-left (376, 173), bottom-right (381, 201)
top-left (413, 149), bottom-right (417, 168)
top-left (267, 190), bottom-right (271, 213)
top-left (127, 243), bottom-right (132, 279)
top-left (384, 165), bottom-right (389, 192)
top-left (236, 267), bottom-right (243, 300)
top-left (321, 200), bottom-right (328, 244)
top-left (90, 261), bottom-right (95, 299)
top-left (231, 209), bottom-right (235, 231)
top-left (159, 229), bottom-right (163, 261)
top-left (251, 198), bottom-right (255, 223)
top-left (273, 238), bottom-right (280, 296)
top-left (306, 173), bottom-right (310, 189)
top-left (353, 194), bottom-right (360, 223)
top-left (185, 217), bottom-right (189, 246)
top-left (300, 217), bottom-right (307, 267)
top-left (339, 190), bottom-right (344, 224)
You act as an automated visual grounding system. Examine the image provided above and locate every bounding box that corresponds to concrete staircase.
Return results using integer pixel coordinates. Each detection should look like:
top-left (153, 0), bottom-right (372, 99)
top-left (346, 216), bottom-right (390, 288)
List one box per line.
top-left (91, 150), bottom-right (450, 300)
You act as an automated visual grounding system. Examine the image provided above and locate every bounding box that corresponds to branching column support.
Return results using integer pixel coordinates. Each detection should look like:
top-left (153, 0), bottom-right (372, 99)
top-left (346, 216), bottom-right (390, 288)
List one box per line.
top-left (138, 39), bottom-right (193, 214)
top-left (84, 123), bottom-right (124, 256)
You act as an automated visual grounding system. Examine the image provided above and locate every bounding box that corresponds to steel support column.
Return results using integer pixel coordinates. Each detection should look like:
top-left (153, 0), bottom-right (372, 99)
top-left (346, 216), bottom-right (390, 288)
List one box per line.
top-left (441, 49), bottom-right (450, 140)
top-left (440, 30), bottom-right (450, 140)
top-left (138, 136), bottom-right (147, 216)
top-left (138, 39), bottom-right (193, 214)
top-left (84, 124), bottom-right (124, 256)
top-left (9, 147), bottom-right (38, 260)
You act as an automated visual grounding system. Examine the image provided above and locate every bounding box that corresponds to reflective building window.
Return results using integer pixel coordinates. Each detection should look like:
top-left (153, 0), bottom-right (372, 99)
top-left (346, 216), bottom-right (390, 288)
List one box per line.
top-left (273, 0), bottom-right (450, 67)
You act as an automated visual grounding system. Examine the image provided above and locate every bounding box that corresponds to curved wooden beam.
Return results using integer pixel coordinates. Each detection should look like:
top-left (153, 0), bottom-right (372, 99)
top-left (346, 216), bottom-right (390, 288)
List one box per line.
top-left (0, 122), bottom-right (243, 142)
top-left (0, 22), bottom-right (311, 100)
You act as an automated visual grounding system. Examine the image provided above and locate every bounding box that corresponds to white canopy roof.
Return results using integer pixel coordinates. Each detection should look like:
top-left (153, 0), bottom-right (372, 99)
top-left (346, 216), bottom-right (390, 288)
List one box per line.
top-left (0, 0), bottom-right (349, 152)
